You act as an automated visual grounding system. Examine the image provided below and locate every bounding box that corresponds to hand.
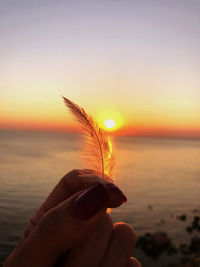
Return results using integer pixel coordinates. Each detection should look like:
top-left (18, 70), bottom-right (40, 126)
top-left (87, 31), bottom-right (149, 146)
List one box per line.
top-left (4, 169), bottom-right (141, 267)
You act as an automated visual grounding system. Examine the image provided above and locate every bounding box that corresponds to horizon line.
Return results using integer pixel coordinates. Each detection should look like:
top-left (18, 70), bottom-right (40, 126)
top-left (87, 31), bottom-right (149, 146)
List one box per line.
top-left (0, 127), bottom-right (200, 141)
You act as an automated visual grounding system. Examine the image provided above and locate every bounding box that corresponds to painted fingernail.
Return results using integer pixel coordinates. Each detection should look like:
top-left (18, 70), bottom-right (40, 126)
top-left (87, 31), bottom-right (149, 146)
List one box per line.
top-left (106, 183), bottom-right (127, 203)
top-left (73, 183), bottom-right (109, 220)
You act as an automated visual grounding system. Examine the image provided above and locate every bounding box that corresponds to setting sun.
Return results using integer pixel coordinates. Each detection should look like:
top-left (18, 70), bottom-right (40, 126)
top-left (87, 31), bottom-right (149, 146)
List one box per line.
top-left (97, 110), bottom-right (123, 132)
top-left (105, 119), bottom-right (116, 129)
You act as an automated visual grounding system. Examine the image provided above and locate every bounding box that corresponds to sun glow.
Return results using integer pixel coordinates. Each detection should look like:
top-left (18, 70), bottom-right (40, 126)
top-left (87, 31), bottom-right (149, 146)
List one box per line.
top-left (98, 110), bottom-right (123, 132)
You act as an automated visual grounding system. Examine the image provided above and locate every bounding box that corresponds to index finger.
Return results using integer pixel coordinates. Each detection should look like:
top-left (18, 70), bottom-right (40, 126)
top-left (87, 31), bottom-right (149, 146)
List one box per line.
top-left (22, 169), bottom-right (126, 241)
top-left (29, 169), bottom-right (100, 227)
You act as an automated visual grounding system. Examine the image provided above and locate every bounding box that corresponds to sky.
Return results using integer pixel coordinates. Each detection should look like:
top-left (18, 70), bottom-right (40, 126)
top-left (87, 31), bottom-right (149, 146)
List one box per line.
top-left (1, 0), bottom-right (200, 137)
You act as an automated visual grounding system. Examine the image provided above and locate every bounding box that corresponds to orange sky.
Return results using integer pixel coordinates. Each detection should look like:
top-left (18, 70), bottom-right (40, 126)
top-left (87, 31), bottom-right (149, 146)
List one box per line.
top-left (1, 1), bottom-right (200, 138)
top-left (1, 97), bottom-right (200, 138)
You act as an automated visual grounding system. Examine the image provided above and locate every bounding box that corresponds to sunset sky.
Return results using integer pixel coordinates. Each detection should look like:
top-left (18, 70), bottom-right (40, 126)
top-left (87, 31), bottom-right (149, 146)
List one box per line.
top-left (1, 0), bottom-right (200, 137)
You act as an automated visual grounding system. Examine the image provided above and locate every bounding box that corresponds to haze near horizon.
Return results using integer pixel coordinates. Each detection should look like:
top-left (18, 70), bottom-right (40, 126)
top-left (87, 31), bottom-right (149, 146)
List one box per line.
top-left (1, 0), bottom-right (200, 138)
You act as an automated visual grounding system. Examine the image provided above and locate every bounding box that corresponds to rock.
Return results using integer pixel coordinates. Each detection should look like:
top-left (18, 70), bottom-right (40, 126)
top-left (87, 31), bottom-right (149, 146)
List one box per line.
top-left (189, 236), bottom-right (200, 253)
top-left (179, 244), bottom-right (189, 255)
top-left (137, 232), bottom-right (171, 258)
top-left (153, 232), bottom-right (171, 247)
top-left (167, 245), bottom-right (178, 256)
top-left (194, 216), bottom-right (200, 222)
top-left (186, 226), bottom-right (193, 234)
top-left (177, 214), bottom-right (187, 221)
top-left (192, 216), bottom-right (199, 228)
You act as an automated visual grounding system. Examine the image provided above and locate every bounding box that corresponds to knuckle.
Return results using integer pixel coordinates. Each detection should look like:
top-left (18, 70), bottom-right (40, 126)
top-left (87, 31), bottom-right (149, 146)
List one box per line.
top-left (66, 169), bottom-right (80, 177)
top-left (40, 205), bottom-right (49, 214)
top-left (37, 207), bottom-right (61, 232)
top-left (61, 169), bottom-right (101, 192)
top-left (61, 169), bottom-right (80, 184)
top-left (60, 169), bottom-right (81, 188)
top-left (30, 216), bottom-right (37, 226)
top-left (114, 223), bottom-right (137, 250)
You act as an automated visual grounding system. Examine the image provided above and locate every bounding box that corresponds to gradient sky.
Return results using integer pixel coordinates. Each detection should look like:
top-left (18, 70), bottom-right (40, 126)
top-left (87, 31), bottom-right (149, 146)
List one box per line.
top-left (1, 0), bottom-right (200, 137)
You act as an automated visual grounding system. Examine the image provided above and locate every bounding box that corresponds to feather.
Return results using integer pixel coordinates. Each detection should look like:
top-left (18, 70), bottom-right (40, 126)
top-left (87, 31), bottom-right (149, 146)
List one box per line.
top-left (62, 97), bottom-right (115, 182)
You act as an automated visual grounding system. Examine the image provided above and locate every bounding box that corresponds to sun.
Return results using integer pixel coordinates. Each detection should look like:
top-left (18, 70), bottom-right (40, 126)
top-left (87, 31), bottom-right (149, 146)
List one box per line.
top-left (97, 110), bottom-right (123, 132)
top-left (105, 119), bottom-right (116, 129)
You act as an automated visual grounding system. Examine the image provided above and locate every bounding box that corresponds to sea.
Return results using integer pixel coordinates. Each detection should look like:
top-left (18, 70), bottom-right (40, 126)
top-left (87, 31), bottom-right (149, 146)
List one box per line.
top-left (0, 130), bottom-right (200, 266)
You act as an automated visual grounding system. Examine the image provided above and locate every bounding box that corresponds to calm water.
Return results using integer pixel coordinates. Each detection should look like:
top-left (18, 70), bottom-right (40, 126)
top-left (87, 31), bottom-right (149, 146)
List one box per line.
top-left (0, 130), bottom-right (200, 266)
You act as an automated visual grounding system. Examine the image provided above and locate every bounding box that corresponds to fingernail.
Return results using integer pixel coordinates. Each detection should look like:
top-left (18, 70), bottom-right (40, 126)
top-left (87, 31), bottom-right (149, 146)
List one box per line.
top-left (106, 183), bottom-right (127, 203)
top-left (73, 183), bottom-right (109, 220)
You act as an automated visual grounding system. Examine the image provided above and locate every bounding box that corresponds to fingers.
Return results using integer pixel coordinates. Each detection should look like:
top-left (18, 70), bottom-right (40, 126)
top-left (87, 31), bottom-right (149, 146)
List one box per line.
top-left (23, 169), bottom-right (126, 239)
top-left (29, 169), bottom-right (99, 227)
top-left (126, 257), bottom-right (142, 267)
top-left (4, 182), bottom-right (126, 267)
top-left (64, 213), bottom-right (113, 267)
top-left (101, 223), bottom-right (137, 267)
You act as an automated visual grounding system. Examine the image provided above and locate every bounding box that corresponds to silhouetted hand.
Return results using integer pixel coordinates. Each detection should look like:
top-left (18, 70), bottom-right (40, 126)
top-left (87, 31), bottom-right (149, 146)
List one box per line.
top-left (4, 169), bottom-right (141, 267)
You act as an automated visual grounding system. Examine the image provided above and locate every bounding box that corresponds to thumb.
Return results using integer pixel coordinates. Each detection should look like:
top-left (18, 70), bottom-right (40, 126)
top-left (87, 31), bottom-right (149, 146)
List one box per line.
top-left (4, 182), bottom-right (126, 267)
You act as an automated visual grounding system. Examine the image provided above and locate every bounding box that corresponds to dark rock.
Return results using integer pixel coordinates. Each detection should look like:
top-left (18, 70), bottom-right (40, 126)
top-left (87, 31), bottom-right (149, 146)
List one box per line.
top-left (177, 214), bottom-right (187, 221)
top-left (189, 236), bottom-right (200, 253)
top-left (186, 226), bottom-right (193, 234)
top-left (137, 231), bottom-right (171, 258)
top-left (179, 244), bottom-right (189, 255)
top-left (167, 245), bottom-right (178, 256)
top-left (192, 216), bottom-right (200, 229)
top-left (194, 216), bottom-right (200, 222)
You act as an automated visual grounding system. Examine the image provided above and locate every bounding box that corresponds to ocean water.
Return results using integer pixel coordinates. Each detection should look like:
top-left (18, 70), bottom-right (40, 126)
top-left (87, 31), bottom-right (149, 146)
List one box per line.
top-left (0, 130), bottom-right (200, 266)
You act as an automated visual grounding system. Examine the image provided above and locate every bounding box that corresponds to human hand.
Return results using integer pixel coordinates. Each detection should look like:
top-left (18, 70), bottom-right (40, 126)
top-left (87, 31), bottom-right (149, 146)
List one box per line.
top-left (4, 169), bottom-right (141, 267)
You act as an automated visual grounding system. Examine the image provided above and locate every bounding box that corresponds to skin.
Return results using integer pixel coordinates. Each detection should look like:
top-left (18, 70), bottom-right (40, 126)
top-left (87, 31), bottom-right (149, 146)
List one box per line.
top-left (4, 169), bottom-right (142, 267)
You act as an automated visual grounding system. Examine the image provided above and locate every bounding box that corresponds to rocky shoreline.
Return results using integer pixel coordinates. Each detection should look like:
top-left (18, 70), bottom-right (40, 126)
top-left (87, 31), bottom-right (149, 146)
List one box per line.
top-left (136, 211), bottom-right (200, 266)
